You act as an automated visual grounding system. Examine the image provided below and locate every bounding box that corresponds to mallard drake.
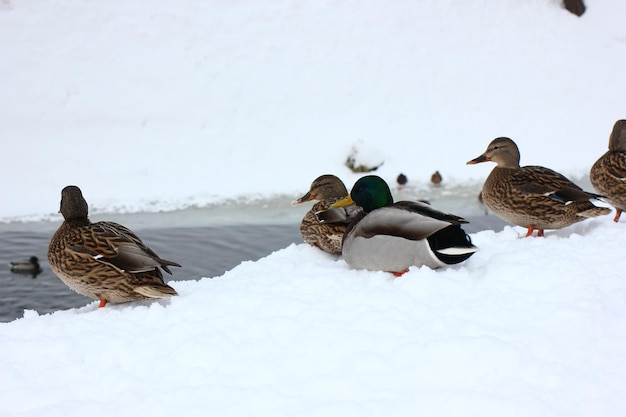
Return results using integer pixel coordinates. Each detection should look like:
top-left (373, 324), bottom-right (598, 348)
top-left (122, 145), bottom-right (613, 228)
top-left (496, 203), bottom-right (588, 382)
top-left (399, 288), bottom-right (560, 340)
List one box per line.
top-left (317, 175), bottom-right (477, 273)
top-left (292, 175), bottom-right (361, 254)
top-left (590, 120), bottom-right (626, 222)
top-left (10, 256), bottom-right (43, 278)
top-left (48, 185), bottom-right (180, 308)
top-left (468, 137), bottom-right (610, 237)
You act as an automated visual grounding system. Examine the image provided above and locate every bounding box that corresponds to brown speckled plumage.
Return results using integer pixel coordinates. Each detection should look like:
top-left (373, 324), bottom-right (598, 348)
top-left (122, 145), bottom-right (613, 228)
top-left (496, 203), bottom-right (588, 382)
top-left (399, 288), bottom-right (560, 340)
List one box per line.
top-left (468, 137), bottom-right (610, 236)
top-left (48, 186), bottom-right (180, 307)
top-left (293, 175), bottom-right (356, 254)
top-left (590, 120), bottom-right (626, 222)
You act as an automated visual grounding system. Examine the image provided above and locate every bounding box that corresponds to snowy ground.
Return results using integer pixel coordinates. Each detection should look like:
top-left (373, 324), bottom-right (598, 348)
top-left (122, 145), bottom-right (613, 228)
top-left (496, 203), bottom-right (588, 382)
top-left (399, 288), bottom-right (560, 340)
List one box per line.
top-left (2, 220), bottom-right (626, 417)
top-left (2, 1), bottom-right (626, 416)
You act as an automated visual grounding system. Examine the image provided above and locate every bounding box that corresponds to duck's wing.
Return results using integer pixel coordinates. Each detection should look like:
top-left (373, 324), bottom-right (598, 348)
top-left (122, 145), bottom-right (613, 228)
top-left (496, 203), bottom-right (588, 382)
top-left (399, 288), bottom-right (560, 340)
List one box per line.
top-left (315, 205), bottom-right (363, 224)
top-left (515, 165), bottom-right (603, 203)
top-left (394, 201), bottom-right (469, 224)
top-left (354, 202), bottom-right (467, 241)
top-left (67, 222), bottom-right (181, 274)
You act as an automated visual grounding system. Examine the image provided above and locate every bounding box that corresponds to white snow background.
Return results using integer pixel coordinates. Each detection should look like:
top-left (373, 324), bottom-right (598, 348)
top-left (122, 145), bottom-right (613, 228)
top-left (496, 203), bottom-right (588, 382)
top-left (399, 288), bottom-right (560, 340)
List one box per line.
top-left (1, 1), bottom-right (626, 416)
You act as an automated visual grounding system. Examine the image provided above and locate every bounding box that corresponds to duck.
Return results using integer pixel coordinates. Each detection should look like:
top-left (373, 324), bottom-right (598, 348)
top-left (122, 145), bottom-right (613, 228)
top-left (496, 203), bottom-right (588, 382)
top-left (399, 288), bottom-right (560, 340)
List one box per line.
top-left (396, 173), bottom-right (408, 188)
top-left (590, 120), bottom-right (626, 222)
top-left (317, 175), bottom-right (478, 273)
top-left (430, 171), bottom-right (443, 186)
top-left (48, 185), bottom-right (180, 308)
top-left (467, 137), bottom-right (610, 237)
top-left (10, 256), bottom-right (43, 278)
top-left (292, 175), bottom-right (361, 254)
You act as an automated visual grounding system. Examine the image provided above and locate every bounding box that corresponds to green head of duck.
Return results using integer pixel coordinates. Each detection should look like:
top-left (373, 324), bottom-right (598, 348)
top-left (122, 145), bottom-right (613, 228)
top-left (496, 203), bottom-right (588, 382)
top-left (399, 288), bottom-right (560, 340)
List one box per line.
top-left (333, 175), bottom-right (393, 213)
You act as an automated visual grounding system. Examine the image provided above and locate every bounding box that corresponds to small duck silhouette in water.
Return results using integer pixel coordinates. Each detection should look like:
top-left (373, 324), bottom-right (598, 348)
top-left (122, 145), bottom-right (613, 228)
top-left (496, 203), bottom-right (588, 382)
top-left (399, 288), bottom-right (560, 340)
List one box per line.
top-left (10, 256), bottom-right (43, 278)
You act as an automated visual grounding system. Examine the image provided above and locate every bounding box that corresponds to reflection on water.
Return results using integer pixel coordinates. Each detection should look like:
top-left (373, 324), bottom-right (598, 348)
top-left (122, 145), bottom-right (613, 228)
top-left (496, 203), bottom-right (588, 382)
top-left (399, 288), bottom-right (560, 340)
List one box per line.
top-left (0, 189), bottom-right (508, 323)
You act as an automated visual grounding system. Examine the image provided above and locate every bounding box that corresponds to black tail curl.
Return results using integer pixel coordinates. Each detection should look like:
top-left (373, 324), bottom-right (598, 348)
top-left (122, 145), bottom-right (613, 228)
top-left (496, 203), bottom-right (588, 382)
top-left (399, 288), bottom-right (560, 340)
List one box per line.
top-left (428, 225), bottom-right (477, 265)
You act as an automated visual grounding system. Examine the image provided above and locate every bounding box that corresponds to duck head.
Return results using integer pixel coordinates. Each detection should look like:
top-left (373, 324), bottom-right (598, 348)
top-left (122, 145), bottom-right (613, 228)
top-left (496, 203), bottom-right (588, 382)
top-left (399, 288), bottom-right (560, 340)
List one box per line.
top-left (467, 137), bottom-right (521, 169)
top-left (608, 120), bottom-right (626, 152)
top-left (59, 185), bottom-right (89, 221)
top-left (292, 175), bottom-right (348, 205)
top-left (332, 175), bottom-right (393, 213)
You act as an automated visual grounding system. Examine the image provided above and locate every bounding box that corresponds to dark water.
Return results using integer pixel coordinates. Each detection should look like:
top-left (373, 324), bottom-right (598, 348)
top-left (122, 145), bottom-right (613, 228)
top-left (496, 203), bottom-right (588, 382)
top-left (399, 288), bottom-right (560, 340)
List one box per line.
top-left (0, 224), bottom-right (302, 323)
top-left (0, 215), bottom-right (506, 323)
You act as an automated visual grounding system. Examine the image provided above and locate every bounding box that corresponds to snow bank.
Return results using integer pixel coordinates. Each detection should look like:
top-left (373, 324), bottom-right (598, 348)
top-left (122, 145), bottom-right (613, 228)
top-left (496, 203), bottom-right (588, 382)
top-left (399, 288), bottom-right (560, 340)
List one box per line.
top-left (2, 218), bottom-right (625, 416)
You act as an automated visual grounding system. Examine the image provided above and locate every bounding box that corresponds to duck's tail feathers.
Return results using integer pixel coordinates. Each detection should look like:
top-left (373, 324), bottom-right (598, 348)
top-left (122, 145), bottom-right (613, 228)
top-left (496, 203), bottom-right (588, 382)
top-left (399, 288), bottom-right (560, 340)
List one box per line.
top-left (429, 225), bottom-right (478, 265)
top-left (159, 259), bottom-right (182, 275)
top-left (134, 284), bottom-right (179, 299)
top-left (577, 207), bottom-right (612, 218)
top-left (436, 246), bottom-right (480, 256)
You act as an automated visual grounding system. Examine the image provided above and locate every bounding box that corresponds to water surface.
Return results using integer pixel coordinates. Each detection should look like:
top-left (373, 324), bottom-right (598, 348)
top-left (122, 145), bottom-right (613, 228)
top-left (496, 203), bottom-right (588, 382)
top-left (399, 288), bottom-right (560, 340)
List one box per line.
top-left (1, 191), bottom-right (507, 322)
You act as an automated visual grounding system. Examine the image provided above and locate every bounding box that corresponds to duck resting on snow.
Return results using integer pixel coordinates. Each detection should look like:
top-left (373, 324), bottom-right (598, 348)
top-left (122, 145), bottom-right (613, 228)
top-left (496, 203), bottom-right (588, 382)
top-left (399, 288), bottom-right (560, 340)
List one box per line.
top-left (292, 174), bottom-right (361, 255)
top-left (48, 185), bottom-right (180, 308)
top-left (468, 137), bottom-right (610, 237)
top-left (316, 175), bottom-right (478, 274)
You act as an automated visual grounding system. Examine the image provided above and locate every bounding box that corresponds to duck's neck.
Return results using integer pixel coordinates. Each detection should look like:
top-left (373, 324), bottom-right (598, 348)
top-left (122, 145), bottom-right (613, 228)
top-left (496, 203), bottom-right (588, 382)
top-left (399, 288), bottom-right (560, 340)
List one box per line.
top-left (64, 217), bottom-right (91, 228)
top-left (494, 161), bottom-right (521, 169)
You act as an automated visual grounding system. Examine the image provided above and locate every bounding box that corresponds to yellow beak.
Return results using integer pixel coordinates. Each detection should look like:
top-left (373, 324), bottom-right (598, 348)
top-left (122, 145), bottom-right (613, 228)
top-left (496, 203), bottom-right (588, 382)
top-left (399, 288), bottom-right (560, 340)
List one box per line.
top-left (330, 195), bottom-right (355, 208)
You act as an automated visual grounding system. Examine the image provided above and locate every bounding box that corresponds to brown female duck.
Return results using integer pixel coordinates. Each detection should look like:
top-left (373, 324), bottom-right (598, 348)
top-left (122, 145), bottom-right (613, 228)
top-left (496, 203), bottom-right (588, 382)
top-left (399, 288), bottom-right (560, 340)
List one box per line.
top-left (590, 120), bottom-right (626, 222)
top-left (468, 137), bottom-right (610, 237)
top-left (292, 175), bottom-right (360, 254)
top-left (48, 186), bottom-right (180, 307)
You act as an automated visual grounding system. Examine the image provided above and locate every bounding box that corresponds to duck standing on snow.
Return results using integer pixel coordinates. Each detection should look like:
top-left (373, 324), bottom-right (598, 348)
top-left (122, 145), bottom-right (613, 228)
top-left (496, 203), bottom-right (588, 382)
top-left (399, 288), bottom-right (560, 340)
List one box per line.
top-left (467, 137), bottom-right (610, 237)
top-left (48, 185), bottom-right (180, 308)
top-left (317, 175), bottom-right (477, 273)
top-left (590, 120), bottom-right (626, 222)
top-left (10, 256), bottom-right (43, 278)
top-left (292, 175), bottom-right (361, 254)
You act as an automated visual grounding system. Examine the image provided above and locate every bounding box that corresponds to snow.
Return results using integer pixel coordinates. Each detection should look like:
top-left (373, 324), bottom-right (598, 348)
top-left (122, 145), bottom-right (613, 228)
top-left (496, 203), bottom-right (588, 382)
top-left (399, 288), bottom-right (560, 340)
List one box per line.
top-left (1, 0), bottom-right (625, 221)
top-left (2, 1), bottom-right (626, 416)
top-left (3, 224), bottom-right (626, 416)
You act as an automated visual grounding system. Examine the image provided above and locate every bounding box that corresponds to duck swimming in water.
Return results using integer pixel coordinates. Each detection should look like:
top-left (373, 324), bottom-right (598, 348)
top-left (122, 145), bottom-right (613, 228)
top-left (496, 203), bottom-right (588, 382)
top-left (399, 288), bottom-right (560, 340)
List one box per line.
top-left (10, 256), bottom-right (43, 278)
